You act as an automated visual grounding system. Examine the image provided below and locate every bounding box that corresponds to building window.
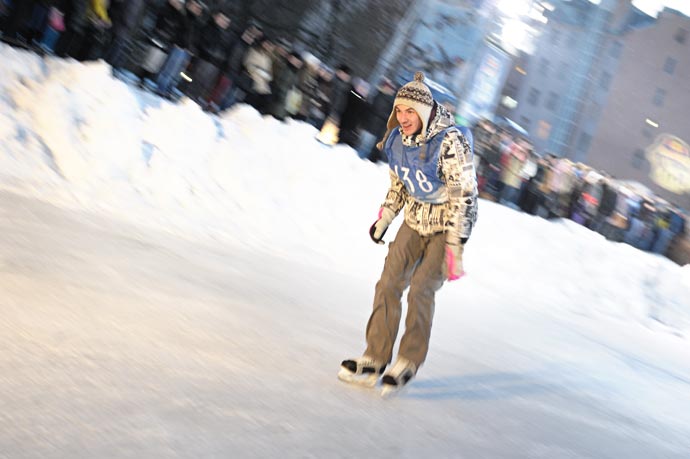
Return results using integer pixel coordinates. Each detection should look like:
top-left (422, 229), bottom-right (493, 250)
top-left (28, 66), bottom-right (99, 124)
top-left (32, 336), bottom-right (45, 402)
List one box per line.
top-left (631, 148), bottom-right (645, 169)
top-left (540, 58), bottom-right (550, 77)
top-left (675, 28), bottom-right (687, 44)
top-left (546, 92), bottom-right (559, 111)
top-left (527, 87), bottom-right (541, 105)
top-left (653, 88), bottom-right (666, 107)
top-left (609, 41), bottom-right (622, 57)
top-left (664, 57), bottom-right (677, 75)
top-left (599, 71), bottom-right (611, 90)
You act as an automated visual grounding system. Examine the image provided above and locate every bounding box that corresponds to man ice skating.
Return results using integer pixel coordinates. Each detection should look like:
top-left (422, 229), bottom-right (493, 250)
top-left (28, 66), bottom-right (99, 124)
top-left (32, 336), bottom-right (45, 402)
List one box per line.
top-left (339, 72), bottom-right (478, 396)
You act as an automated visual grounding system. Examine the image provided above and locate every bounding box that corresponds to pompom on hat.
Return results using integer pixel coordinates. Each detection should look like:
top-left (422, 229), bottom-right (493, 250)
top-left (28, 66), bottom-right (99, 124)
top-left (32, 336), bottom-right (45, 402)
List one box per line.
top-left (386, 71), bottom-right (435, 137)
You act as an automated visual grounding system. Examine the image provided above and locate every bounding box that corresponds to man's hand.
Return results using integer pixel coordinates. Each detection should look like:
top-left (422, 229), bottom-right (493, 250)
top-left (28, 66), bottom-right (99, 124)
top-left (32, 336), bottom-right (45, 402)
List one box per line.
top-left (369, 207), bottom-right (395, 244)
top-left (445, 243), bottom-right (465, 281)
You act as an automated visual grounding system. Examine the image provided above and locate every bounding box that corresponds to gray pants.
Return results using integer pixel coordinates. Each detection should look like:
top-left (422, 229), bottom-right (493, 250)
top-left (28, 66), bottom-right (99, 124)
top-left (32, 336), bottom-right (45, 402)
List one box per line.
top-left (364, 223), bottom-right (446, 367)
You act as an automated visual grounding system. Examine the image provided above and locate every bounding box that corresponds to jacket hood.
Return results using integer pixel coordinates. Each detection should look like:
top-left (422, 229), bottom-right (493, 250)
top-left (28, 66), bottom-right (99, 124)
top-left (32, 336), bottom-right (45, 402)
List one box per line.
top-left (425, 103), bottom-right (455, 141)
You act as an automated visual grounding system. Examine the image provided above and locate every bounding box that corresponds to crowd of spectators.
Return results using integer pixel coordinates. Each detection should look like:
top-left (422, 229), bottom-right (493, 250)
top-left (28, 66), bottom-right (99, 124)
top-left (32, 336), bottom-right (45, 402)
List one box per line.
top-left (472, 119), bottom-right (689, 265)
top-left (0, 1), bottom-right (366, 129)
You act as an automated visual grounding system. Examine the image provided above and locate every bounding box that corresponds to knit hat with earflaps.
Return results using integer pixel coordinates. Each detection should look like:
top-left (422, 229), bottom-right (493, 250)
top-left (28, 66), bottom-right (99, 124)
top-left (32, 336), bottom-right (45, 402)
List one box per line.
top-left (388, 71), bottom-right (434, 136)
top-left (376, 71), bottom-right (435, 151)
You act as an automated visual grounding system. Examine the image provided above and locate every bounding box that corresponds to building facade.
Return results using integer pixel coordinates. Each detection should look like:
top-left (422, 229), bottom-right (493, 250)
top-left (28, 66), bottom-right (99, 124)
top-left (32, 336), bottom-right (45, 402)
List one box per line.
top-left (499, 0), bottom-right (634, 160)
top-left (587, 8), bottom-right (690, 208)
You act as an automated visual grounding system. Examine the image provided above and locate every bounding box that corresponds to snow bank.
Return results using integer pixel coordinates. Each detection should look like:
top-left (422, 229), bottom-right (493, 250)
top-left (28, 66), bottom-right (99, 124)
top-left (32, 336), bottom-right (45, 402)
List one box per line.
top-left (0, 42), bottom-right (688, 339)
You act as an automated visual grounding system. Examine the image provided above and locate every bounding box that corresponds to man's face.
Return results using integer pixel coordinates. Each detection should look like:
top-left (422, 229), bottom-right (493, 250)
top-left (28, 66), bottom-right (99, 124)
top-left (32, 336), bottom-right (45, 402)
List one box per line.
top-left (395, 104), bottom-right (422, 136)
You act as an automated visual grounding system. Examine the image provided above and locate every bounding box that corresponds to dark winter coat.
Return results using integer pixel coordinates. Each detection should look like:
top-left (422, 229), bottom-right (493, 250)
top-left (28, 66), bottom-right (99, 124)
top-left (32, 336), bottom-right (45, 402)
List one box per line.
top-left (183, 5), bottom-right (207, 55)
top-left (272, 59), bottom-right (300, 98)
top-left (226, 37), bottom-right (252, 77)
top-left (270, 60), bottom-right (301, 119)
top-left (65, 0), bottom-right (89, 33)
top-left (152, 2), bottom-right (186, 49)
top-left (108, 0), bottom-right (144, 38)
top-left (329, 75), bottom-right (351, 121)
top-left (597, 182), bottom-right (618, 217)
top-left (668, 210), bottom-right (686, 235)
top-left (339, 86), bottom-right (366, 146)
top-left (362, 90), bottom-right (395, 137)
top-left (196, 20), bottom-right (235, 68)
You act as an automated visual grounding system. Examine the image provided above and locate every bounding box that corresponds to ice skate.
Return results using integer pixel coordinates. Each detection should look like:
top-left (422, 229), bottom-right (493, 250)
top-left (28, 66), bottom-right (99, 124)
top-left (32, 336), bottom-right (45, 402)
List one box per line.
top-left (338, 356), bottom-right (386, 388)
top-left (380, 356), bottom-right (417, 398)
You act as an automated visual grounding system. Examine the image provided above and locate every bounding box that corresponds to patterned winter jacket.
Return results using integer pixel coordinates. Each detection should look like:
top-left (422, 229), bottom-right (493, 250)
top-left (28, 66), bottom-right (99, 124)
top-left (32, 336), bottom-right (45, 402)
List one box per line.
top-left (380, 104), bottom-right (478, 246)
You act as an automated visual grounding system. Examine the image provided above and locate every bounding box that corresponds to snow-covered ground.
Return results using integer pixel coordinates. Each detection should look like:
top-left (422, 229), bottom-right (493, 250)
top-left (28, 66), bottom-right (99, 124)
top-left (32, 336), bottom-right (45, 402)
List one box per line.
top-left (1, 43), bottom-right (690, 458)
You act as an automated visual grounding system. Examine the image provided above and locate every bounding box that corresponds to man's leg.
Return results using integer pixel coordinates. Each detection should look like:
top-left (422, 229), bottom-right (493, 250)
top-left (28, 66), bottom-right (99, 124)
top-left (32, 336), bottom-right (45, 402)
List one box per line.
top-left (364, 223), bottom-right (422, 364)
top-left (398, 232), bottom-right (445, 367)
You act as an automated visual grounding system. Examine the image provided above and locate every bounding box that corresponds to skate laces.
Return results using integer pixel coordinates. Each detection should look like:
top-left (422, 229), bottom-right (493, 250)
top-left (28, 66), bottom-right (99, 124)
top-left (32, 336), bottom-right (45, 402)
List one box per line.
top-left (384, 356), bottom-right (417, 385)
top-left (342, 355), bottom-right (385, 375)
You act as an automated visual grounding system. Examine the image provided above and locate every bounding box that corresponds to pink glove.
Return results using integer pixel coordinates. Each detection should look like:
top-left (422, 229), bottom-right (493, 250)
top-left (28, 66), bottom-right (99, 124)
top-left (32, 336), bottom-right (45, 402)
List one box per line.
top-left (445, 244), bottom-right (465, 281)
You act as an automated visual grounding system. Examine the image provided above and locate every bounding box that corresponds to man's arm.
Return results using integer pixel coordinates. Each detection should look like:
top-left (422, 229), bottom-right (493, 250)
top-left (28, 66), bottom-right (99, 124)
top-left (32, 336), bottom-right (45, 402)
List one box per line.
top-left (380, 169), bottom-right (408, 216)
top-left (440, 130), bottom-right (478, 246)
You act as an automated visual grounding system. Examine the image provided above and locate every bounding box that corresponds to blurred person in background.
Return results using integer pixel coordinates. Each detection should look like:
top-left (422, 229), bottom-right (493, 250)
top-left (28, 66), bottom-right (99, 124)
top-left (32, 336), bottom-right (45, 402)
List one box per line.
top-left (339, 72), bottom-right (478, 395)
top-left (308, 64), bottom-right (333, 129)
top-left (242, 35), bottom-right (274, 114)
top-left (337, 77), bottom-right (368, 148)
top-left (271, 45), bottom-right (303, 120)
top-left (185, 6), bottom-right (234, 104)
top-left (270, 39), bottom-right (302, 121)
top-left (356, 77), bottom-right (396, 162)
top-left (281, 51), bottom-right (305, 119)
top-left (571, 171), bottom-right (603, 226)
top-left (154, 0), bottom-right (207, 98)
top-left (105, 0), bottom-right (145, 71)
top-left (293, 53), bottom-right (321, 125)
top-left (326, 63), bottom-right (352, 125)
top-left (1, 0), bottom-right (38, 41)
top-left (589, 175), bottom-right (619, 234)
top-left (174, 0), bottom-right (207, 94)
top-left (136, 0), bottom-right (185, 83)
top-left (81, 0), bottom-right (111, 60)
top-left (479, 126), bottom-right (505, 201)
top-left (546, 158), bottom-right (577, 218)
top-left (518, 150), bottom-right (545, 215)
top-left (38, 3), bottom-right (67, 54)
top-left (651, 204), bottom-right (675, 255)
top-left (605, 185), bottom-right (633, 242)
top-left (499, 137), bottom-right (528, 209)
top-left (624, 197), bottom-right (657, 250)
top-left (205, 22), bottom-right (262, 112)
top-left (54, 0), bottom-right (90, 58)
top-left (662, 206), bottom-right (687, 261)
top-left (17, 1), bottom-right (50, 44)
top-left (471, 118), bottom-right (496, 192)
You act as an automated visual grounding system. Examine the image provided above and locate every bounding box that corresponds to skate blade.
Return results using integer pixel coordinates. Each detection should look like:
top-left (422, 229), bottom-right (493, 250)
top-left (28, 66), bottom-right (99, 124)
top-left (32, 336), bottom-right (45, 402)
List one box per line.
top-left (380, 383), bottom-right (409, 398)
top-left (337, 368), bottom-right (378, 388)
